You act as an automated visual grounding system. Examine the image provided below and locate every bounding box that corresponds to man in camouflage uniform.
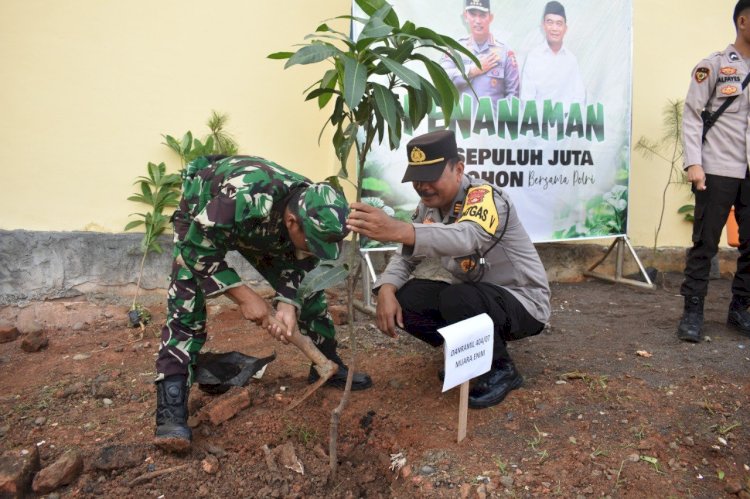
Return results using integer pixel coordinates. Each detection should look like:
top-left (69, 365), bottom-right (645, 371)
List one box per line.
top-left (347, 130), bottom-right (550, 409)
top-left (155, 155), bottom-right (372, 452)
top-left (677, 0), bottom-right (750, 343)
top-left (441, 0), bottom-right (520, 101)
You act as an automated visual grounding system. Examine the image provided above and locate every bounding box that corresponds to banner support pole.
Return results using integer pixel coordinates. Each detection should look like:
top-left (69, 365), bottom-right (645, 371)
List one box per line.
top-left (583, 235), bottom-right (655, 289)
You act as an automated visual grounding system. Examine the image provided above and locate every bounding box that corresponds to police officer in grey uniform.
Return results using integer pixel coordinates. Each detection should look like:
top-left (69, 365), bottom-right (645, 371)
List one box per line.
top-left (441, 0), bottom-right (520, 101)
top-left (678, 0), bottom-right (750, 342)
top-left (347, 130), bottom-right (550, 408)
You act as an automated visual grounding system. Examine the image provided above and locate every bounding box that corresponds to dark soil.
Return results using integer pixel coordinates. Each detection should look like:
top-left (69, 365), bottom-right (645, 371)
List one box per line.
top-left (1, 272), bottom-right (749, 498)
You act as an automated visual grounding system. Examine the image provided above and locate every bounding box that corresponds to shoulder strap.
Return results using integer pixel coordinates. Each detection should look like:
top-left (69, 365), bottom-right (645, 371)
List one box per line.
top-left (702, 70), bottom-right (750, 142)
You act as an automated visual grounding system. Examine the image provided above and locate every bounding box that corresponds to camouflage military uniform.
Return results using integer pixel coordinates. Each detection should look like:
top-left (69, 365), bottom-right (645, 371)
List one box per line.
top-left (155, 155), bottom-right (336, 383)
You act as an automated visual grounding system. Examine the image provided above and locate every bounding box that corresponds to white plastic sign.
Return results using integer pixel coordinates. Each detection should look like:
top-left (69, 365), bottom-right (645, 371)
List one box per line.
top-left (438, 314), bottom-right (494, 392)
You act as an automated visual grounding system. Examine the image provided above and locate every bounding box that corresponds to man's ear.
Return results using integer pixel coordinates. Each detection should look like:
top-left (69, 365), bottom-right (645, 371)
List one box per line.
top-left (283, 207), bottom-right (299, 230)
top-left (454, 160), bottom-right (465, 177)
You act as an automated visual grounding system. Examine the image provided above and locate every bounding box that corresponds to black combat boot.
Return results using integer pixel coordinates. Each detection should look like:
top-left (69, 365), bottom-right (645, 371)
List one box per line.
top-left (677, 295), bottom-right (704, 343)
top-left (727, 295), bottom-right (750, 337)
top-left (308, 338), bottom-right (372, 391)
top-left (468, 359), bottom-right (523, 409)
top-left (154, 375), bottom-right (192, 452)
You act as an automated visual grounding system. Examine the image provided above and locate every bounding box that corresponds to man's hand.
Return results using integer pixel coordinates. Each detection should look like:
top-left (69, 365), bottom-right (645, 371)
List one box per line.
top-left (687, 164), bottom-right (706, 191)
top-left (226, 285), bottom-right (293, 344)
top-left (375, 284), bottom-right (403, 338)
top-left (347, 202), bottom-right (416, 245)
top-left (474, 52), bottom-right (499, 76)
top-left (227, 285), bottom-right (274, 326)
top-left (267, 302), bottom-right (297, 344)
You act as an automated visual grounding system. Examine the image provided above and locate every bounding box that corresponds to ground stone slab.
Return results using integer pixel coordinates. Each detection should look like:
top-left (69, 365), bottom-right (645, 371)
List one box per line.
top-left (199, 387), bottom-right (251, 426)
top-left (0, 446), bottom-right (40, 498)
top-left (93, 444), bottom-right (146, 471)
top-left (32, 449), bottom-right (83, 494)
top-left (20, 331), bottom-right (48, 352)
top-left (0, 325), bottom-right (19, 343)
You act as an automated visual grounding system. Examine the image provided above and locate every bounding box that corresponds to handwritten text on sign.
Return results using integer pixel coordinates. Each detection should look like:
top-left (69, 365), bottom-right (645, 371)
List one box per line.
top-left (438, 314), bottom-right (494, 392)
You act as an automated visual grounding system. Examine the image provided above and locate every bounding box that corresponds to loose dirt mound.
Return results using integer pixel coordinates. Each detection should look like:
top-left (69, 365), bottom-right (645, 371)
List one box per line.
top-left (0, 273), bottom-right (749, 497)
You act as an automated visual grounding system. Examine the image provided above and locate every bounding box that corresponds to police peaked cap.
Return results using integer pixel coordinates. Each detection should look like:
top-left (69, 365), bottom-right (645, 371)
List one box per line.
top-left (401, 130), bottom-right (459, 183)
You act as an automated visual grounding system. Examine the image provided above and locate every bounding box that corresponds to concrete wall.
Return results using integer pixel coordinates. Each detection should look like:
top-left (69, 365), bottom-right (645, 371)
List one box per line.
top-left (1, 229), bottom-right (739, 307)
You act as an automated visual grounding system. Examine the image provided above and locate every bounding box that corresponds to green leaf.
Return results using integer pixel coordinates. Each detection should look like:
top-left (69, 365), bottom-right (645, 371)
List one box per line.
top-left (267, 51), bottom-right (293, 60)
top-left (318, 69), bottom-right (339, 108)
top-left (180, 132), bottom-right (192, 155)
top-left (371, 83), bottom-right (398, 138)
top-left (139, 182), bottom-right (154, 205)
top-left (413, 55), bottom-right (458, 122)
top-left (358, 16), bottom-right (393, 44)
top-left (388, 39), bottom-right (415, 64)
top-left (124, 220), bottom-right (144, 231)
top-left (127, 194), bottom-right (147, 204)
top-left (324, 175), bottom-right (344, 192)
top-left (306, 88), bottom-right (338, 101)
top-left (379, 57), bottom-right (421, 89)
top-left (342, 56), bottom-right (367, 110)
top-left (354, 0), bottom-right (399, 27)
top-left (285, 43), bottom-right (340, 68)
top-left (164, 135), bottom-right (181, 155)
top-left (677, 204), bottom-right (694, 214)
top-left (296, 262), bottom-right (350, 300)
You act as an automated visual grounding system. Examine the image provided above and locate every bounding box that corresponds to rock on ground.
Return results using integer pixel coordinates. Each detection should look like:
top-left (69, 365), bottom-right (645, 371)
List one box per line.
top-left (32, 449), bottom-right (83, 494)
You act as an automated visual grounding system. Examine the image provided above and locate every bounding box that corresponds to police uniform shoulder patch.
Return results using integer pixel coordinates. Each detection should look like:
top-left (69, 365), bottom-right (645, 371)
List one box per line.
top-left (457, 185), bottom-right (499, 235)
top-left (694, 67), bottom-right (710, 83)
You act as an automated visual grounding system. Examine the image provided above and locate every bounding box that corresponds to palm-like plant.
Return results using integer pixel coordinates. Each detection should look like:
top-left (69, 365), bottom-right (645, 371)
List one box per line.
top-left (124, 161), bottom-right (182, 325)
top-left (635, 99), bottom-right (686, 254)
top-left (269, 0), bottom-right (476, 480)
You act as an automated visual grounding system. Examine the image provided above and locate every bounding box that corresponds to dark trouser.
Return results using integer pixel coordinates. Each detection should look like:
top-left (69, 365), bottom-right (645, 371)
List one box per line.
top-left (681, 173), bottom-right (750, 298)
top-left (395, 279), bottom-right (544, 364)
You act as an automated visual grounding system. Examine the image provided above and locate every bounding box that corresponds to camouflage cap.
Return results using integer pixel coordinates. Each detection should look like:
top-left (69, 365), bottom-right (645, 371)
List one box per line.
top-left (297, 183), bottom-right (350, 260)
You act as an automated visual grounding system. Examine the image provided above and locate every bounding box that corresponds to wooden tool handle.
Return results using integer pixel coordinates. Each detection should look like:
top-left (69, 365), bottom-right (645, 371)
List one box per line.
top-left (268, 316), bottom-right (337, 376)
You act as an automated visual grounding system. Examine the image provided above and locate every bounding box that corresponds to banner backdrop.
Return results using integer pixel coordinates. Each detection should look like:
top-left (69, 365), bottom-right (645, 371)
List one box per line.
top-left (355, 0), bottom-right (632, 242)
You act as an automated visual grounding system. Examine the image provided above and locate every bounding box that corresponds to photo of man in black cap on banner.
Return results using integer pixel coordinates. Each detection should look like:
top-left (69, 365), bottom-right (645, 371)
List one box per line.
top-left (520, 1), bottom-right (586, 104)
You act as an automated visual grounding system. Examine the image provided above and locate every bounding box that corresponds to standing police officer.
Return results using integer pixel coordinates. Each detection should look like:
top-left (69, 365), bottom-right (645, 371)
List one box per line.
top-left (155, 155), bottom-right (372, 452)
top-left (441, 0), bottom-right (520, 101)
top-left (347, 130), bottom-right (550, 408)
top-left (678, 0), bottom-right (750, 342)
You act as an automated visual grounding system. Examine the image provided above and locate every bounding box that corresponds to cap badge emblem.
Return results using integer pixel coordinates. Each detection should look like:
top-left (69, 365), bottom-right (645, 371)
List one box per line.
top-left (410, 147), bottom-right (427, 163)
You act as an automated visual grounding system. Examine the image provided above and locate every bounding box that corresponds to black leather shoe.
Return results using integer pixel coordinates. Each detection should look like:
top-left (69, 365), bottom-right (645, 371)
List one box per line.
top-left (154, 375), bottom-right (192, 452)
top-left (677, 296), bottom-right (704, 343)
top-left (468, 363), bottom-right (523, 409)
top-left (308, 339), bottom-right (372, 390)
top-left (308, 363), bottom-right (372, 390)
top-left (727, 295), bottom-right (750, 337)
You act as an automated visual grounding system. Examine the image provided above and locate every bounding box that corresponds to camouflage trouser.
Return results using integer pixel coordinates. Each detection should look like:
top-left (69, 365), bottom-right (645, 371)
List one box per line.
top-left (155, 258), bottom-right (335, 385)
